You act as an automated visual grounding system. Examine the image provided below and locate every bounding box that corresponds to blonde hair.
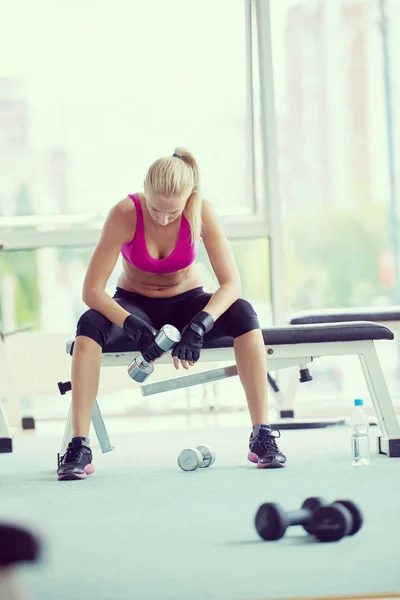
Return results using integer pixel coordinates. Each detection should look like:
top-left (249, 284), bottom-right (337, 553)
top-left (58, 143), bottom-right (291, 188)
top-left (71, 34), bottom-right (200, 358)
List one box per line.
top-left (143, 147), bottom-right (202, 245)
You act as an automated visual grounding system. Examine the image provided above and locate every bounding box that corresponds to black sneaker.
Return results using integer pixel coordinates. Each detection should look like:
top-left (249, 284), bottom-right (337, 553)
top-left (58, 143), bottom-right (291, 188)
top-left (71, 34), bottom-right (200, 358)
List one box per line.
top-left (248, 428), bottom-right (286, 469)
top-left (57, 439), bottom-right (94, 481)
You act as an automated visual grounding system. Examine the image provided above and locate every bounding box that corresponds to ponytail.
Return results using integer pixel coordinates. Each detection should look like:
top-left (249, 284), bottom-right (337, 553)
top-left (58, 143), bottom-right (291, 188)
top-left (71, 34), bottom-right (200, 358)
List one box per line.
top-left (173, 147), bottom-right (202, 246)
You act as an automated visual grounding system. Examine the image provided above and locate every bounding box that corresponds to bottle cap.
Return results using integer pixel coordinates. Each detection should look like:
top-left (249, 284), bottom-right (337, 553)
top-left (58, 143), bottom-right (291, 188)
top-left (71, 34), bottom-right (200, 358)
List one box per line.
top-left (354, 398), bottom-right (364, 406)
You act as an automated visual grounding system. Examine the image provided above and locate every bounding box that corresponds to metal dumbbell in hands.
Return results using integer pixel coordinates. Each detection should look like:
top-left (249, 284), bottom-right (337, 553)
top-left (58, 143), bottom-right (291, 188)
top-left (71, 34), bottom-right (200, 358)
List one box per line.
top-left (177, 445), bottom-right (216, 471)
top-left (255, 497), bottom-right (363, 542)
top-left (127, 323), bottom-right (181, 383)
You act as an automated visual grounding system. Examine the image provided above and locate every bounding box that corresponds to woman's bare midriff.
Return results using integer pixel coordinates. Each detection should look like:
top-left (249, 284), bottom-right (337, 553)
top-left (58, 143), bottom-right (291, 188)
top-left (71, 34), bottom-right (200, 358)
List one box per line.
top-left (116, 260), bottom-right (204, 298)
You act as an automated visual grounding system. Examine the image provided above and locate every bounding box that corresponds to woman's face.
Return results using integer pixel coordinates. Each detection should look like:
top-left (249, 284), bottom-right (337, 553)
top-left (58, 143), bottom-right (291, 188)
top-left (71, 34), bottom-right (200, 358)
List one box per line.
top-left (146, 193), bottom-right (186, 227)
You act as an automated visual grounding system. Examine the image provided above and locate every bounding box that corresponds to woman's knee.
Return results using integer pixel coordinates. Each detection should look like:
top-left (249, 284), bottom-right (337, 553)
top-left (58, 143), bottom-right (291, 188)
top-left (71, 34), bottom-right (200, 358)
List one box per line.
top-left (224, 298), bottom-right (260, 337)
top-left (74, 334), bottom-right (102, 352)
top-left (76, 309), bottom-right (112, 348)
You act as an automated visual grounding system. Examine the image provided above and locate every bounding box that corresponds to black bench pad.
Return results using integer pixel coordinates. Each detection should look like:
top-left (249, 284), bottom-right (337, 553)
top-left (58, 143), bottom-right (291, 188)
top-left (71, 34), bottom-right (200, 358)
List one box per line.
top-left (291, 307), bottom-right (400, 325)
top-left (68, 321), bottom-right (393, 355)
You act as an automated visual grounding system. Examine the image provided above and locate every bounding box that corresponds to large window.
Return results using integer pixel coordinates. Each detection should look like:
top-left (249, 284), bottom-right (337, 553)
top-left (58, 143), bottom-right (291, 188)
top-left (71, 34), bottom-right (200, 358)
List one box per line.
top-left (270, 0), bottom-right (400, 313)
top-left (270, 0), bottom-right (400, 402)
top-left (0, 0), bottom-right (261, 219)
top-left (0, 0), bottom-right (274, 336)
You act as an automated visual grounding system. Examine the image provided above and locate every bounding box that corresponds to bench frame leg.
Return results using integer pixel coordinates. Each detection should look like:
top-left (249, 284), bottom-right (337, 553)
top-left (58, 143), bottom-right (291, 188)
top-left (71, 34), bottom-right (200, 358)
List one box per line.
top-left (359, 345), bottom-right (400, 457)
top-left (59, 399), bottom-right (114, 459)
top-left (0, 337), bottom-right (21, 430)
top-left (0, 400), bottom-right (12, 453)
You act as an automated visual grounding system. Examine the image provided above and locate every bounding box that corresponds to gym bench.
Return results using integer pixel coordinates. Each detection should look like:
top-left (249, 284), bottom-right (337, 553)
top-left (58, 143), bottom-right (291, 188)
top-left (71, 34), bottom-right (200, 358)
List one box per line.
top-left (269, 307), bottom-right (400, 426)
top-left (290, 307), bottom-right (400, 329)
top-left (0, 325), bottom-right (32, 454)
top-left (58, 321), bottom-right (400, 459)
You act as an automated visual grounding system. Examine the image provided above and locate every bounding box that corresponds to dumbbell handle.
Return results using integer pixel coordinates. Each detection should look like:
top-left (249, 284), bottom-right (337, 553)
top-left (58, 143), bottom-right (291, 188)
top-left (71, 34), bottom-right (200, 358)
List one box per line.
top-left (127, 324), bottom-right (181, 381)
top-left (286, 508), bottom-right (314, 528)
top-left (139, 324), bottom-right (181, 367)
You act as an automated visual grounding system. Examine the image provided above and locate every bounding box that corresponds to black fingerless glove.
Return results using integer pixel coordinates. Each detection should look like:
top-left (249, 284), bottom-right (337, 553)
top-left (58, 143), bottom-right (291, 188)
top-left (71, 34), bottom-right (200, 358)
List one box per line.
top-left (123, 315), bottom-right (164, 363)
top-left (172, 311), bottom-right (214, 363)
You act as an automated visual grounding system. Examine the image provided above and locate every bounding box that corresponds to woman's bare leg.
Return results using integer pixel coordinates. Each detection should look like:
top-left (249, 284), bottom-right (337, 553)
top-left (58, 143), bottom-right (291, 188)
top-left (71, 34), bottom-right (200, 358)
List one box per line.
top-left (234, 329), bottom-right (269, 425)
top-left (234, 329), bottom-right (286, 467)
top-left (71, 335), bottom-right (102, 438)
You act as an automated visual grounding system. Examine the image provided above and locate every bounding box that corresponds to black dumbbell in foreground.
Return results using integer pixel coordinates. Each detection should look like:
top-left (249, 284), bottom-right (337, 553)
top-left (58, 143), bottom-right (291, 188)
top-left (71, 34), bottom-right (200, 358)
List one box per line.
top-left (308, 499), bottom-right (363, 542)
top-left (0, 523), bottom-right (41, 600)
top-left (255, 497), bottom-right (325, 541)
top-left (255, 497), bottom-right (363, 542)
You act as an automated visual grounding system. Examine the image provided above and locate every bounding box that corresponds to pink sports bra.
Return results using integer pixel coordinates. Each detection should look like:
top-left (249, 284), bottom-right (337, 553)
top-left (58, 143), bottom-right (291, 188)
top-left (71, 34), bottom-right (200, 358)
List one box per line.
top-left (120, 194), bottom-right (197, 274)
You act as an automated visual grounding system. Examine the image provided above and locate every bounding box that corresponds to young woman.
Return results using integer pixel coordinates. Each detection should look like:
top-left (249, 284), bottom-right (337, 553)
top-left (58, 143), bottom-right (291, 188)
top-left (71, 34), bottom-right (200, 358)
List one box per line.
top-left (57, 148), bottom-right (286, 480)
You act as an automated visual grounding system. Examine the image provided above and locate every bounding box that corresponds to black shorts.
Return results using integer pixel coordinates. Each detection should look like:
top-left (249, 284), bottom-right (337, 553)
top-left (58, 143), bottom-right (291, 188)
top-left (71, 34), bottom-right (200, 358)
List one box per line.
top-left (76, 286), bottom-right (260, 349)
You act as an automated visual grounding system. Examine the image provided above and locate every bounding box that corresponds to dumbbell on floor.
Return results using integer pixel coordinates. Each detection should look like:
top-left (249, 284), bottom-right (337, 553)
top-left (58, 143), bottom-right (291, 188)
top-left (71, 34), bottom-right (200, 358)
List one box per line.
top-left (308, 500), bottom-right (363, 542)
top-left (127, 324), bottom-right (181, 383)
top-left (255, 497), bottom-right (326, 541)
top-left (255, 498), bottom-right (363, 542)
top-left (177, 445), bottom-right (216, 471)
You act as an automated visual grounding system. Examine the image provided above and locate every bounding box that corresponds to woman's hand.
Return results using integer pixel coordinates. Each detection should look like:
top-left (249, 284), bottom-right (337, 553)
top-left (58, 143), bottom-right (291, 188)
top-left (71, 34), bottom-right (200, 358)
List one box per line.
top-left (171, 311), bottom-right (214, 370)
top-left (123, 315), bottom-right (164, 363)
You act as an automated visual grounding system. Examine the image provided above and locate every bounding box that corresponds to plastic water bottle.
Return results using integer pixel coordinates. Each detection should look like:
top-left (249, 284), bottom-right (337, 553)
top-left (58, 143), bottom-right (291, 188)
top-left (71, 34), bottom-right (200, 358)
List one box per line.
top-left (351, 399), bottom-right (370, 467)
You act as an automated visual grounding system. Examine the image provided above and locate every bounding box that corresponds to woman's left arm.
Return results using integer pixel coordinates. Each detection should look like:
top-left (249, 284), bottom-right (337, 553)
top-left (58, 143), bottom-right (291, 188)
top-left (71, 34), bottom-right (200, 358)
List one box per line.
top-left (200, 199), bottom-right (242, 321)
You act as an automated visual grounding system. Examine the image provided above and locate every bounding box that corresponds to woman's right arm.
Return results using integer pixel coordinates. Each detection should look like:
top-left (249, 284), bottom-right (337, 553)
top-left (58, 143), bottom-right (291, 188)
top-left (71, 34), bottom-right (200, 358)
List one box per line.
top-left (81, 198), bottom-right (136, 328)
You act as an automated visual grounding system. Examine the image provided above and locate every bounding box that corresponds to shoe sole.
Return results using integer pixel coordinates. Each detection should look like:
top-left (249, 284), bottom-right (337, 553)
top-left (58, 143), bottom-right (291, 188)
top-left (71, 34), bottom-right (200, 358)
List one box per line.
top-left (248, 451), bottom-right (286, 469)
top-left (58, 464), bottom-right (95, 481)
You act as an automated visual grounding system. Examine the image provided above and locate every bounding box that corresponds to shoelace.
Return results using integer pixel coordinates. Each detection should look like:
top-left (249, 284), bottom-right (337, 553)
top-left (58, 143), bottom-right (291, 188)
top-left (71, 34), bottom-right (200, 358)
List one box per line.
top-left (257, 429), bottom-right (281, 453)
top-left (62, 441), bottom-right (83, 465)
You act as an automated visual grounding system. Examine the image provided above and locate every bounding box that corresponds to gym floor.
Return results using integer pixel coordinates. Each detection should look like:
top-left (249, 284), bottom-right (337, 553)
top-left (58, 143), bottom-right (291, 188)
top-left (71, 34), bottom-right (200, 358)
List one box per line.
top-left (1, 416), bottom-right (399, 600)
